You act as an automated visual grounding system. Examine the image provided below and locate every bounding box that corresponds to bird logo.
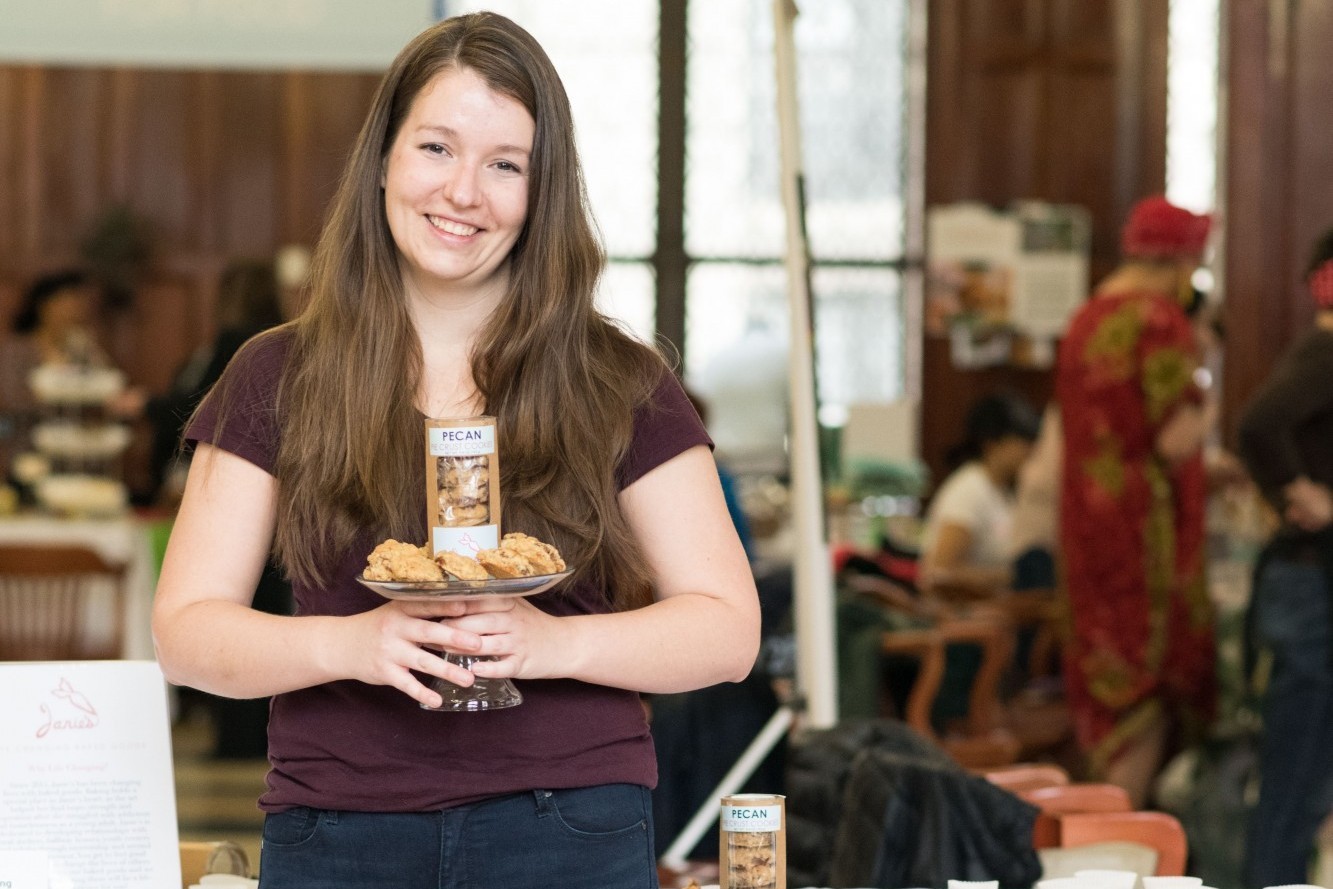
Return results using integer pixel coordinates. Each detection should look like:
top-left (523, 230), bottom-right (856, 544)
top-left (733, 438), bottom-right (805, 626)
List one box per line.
top-left (52, 677), bottom-right (98, 717)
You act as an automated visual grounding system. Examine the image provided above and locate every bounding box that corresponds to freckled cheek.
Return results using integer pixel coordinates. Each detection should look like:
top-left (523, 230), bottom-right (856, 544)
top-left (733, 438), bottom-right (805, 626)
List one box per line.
top-left (396, 168), bottom-right (446, 204)
top-left (497, 190), bottom-right (529, 228)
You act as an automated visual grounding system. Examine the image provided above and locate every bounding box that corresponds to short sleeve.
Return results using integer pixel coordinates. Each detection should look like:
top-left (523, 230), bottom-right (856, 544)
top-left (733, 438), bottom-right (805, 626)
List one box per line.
top-left (927, 469), bottom-right (987, 534)
top-left (616, 372), bottom-right (713, 490)
top-left (184, 330), bottom-right (291, 476)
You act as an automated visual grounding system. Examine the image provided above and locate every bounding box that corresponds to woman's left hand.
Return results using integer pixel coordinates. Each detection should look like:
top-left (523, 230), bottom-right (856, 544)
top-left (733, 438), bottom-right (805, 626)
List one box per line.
top-left (441, 597), bottom-right (573, 680)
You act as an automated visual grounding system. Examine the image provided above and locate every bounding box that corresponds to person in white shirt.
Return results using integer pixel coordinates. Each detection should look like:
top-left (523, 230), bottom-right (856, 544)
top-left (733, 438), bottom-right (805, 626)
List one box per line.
top-left (919, 392), bottom-right (1041, 598)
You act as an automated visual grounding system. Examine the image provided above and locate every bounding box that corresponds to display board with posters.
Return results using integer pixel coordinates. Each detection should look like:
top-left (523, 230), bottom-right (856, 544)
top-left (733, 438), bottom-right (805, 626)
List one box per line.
top-left (926, 202), bottom-right (1091, 367)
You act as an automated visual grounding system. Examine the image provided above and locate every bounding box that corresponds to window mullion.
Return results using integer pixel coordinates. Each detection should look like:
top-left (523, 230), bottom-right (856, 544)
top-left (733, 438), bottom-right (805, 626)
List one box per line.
top-left (655, 0), bottom-right (688, 360)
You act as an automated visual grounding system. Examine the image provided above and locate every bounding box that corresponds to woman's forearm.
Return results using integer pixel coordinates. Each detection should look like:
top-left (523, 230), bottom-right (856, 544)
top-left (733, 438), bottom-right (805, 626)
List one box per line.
top-left (532, 593), bottom-right (759, 694)
top-left (154, 599), bottom-right (346, 699)
top-left (564, 599), bottom-right (758, 692)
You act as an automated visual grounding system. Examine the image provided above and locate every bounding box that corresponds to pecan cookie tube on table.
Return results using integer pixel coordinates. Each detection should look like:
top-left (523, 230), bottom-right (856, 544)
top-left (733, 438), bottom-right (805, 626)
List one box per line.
top-left (719, 794), bottom-right (785, 889)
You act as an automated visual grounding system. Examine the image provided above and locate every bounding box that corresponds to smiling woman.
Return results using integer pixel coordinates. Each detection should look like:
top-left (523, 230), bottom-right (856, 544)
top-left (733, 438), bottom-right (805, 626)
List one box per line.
top-left (150, 11), bottom-right (759, 889)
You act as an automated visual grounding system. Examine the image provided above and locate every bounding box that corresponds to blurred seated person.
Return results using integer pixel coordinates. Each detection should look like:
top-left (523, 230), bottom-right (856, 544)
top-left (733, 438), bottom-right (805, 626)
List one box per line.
top-left (685, 387), bottom-right (757, 562)
top-left (0, 270), bottom-right (108, 478)
top-left (112, 258), bottom-right (286, 505)
top-left (919, 391), bottom-right (1041, 600)
top-left (859, 392), bottom-right (1044, 730)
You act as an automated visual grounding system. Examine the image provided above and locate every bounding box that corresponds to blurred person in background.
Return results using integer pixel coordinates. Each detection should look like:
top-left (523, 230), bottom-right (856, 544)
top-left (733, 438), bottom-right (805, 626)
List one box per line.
top-left (1238, 225), bottom-right (1333, 888)
top-left (896, 391), bottom-right (1041, 733)
top-left (683, 387), bottom-right (756, 563)
top-left (139, 259), bottom-right (286, 504)
top-left (0, 270), bottom-right (107, 483)
top-left (919, 390), bottom-right (1041, 599)
top-left (1056, 195), bottom-right (1216, 807)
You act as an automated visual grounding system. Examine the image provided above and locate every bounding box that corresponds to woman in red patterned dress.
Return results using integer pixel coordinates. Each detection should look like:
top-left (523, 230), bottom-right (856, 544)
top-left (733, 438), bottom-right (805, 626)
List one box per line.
top-left (1056, 196), bottom-right (1216, 806)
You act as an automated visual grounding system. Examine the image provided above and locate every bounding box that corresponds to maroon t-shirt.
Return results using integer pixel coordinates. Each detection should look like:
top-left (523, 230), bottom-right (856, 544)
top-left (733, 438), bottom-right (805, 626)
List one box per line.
top-left (186, 331), bottom-right (711, 812)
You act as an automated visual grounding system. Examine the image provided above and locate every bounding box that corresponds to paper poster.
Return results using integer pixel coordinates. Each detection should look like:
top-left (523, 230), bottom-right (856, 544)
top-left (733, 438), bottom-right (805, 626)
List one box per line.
top-left (1010, 203), bottom-right (1092, 338)
top-left (0, 661), bottom-right (181, 889)
top-left (926, 201), bottom-right (1091, 366)
top-left (925, 203), bottom-right (1021, 337)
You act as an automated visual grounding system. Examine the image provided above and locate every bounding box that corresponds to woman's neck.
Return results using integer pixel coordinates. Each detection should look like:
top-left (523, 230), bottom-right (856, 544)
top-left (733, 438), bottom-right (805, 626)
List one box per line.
top-left (1096, 261), bottom-right (1180, 299)
top-left (978, 457), bottom-right (1013, 491)
top-left (407, 286), bottom-right (499, 420)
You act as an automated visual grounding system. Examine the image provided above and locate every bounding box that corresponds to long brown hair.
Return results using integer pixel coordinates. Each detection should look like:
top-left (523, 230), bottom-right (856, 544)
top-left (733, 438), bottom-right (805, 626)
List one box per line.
top-left (217, 13), bottom-right (665, 608)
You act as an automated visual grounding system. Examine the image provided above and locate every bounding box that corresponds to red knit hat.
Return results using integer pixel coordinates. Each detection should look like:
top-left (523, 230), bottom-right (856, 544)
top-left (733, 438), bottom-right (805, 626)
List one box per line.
top-left (1121, 196), bottom-right (1212, 260)
top-left (1310, 259), bottom-right (1333, 309)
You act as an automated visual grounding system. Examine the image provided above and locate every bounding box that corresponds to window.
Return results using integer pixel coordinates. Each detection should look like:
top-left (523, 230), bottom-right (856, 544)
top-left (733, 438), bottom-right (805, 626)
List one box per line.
top-left (1166, 0), bottom-right (1221, 214)
top-left (684, 0), bottom-right (912, 422)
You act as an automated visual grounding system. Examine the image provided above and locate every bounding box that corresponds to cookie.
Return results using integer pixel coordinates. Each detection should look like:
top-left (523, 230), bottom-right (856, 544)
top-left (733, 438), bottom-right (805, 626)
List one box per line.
top-left (364, 539), bottom-right (443, 582)
top-left (477, 547), bottom-right (537, 578)
top-left (436, 455), bottom-right (492, 521)
top-left (434, 550), bottom-right (490, 581)
top-left (500, 532), bottom-right (565, 574)
top-left (727, 843), bottom-right (776, 889)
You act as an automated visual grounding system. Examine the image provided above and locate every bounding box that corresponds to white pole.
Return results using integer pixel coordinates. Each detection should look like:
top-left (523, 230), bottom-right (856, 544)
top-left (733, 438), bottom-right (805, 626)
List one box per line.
top-left (773, 0), bottom-right (838, 730)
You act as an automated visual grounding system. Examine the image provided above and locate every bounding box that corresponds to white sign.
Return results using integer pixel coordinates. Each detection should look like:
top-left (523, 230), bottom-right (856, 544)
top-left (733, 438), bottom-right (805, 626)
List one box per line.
top-left (1010, 202), bottom-right (1092, 337)
top-left (720, 804), bottom-right (782, 832)
top-left (0, 851), bottom-right (50, 889)
top-left (0, 661), bottom-right (180, 889)
top-left (0, 0), bottom-right (439, 70)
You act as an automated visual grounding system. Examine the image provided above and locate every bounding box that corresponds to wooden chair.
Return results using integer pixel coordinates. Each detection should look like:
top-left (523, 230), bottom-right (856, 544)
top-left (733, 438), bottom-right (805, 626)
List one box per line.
top-left (0, 544), bottom-right (128, 660)
top-left (880, 614), bottom-right (1023, 769)
top-left (179, 840), bottom-right (251, 887)
top-left (855, 559), bottom-right (1069, 768)
top-left (1056, 811), bottom-right (1189, 876)
top-left (977, 590), bottom-right (1072, 759)
top-left (981, 762), bottom-right (1070, 794)
top-left (1022, 782), bottom-right (1132, 815)
top-left (1020, 782), bottom-right (1133, 848)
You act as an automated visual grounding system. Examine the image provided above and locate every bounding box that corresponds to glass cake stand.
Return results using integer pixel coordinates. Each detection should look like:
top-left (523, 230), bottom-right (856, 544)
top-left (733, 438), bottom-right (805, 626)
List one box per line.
top-left (357, 570), bottom-right (572, 712)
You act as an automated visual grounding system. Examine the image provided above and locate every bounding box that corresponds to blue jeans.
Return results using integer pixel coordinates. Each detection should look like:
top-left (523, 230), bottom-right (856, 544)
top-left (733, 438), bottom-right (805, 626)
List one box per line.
top-left (1246, 559), bottom-right (1333, 888)
top-left (257, 784), bottom-right (658, 889)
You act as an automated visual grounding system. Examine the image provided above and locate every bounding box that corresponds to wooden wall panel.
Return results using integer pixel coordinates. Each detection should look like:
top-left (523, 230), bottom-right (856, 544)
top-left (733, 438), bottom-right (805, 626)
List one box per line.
top-left (123, 72), bottom-right (202, 257)
top-left (920, 0), bottom-right (1168, 482)
top-left (214, 72), bottom-right (282, 256)
top-left (32, 71), bottom-right (115, 259)
top-left (278, 73), bottom-right (380, 244)
top-left (0, 64), bottom-right (380, 380)
top-left (0, 70), bottom-right (20, 266)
